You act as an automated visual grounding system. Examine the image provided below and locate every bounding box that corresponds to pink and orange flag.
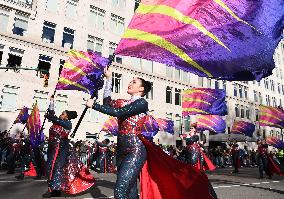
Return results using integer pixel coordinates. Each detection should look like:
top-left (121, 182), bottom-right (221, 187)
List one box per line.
top-left (259, 105), bottom-right (284, 129)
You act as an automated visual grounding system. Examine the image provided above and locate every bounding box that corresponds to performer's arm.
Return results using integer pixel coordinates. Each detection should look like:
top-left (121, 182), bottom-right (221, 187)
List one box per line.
top-left (92, 98), bottom-right (148, 118)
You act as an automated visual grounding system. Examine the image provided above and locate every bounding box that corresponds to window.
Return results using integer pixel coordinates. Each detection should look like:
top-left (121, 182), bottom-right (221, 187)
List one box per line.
top-left (282, 85), bottom-right (284, 95)
top-left (0, 45), bottom-right (3, 64)
top-left (183, 116), bottom-right (190, 132)
top-left (174, 114), bottom-right (181, 133)
top-left (7, 47), bottom-right (24, 69)
top-left (264, 79), bottom-right (269, 89)
top-left (272, 97), bottom-right (277, 107)
top-left (42, 21), bottom-right (56, 43)
top-left (215, 80), bottom-right (219, 89)
top-left (55, 95), bottom-right (68, 115)
top-left (270, 80), bottom-right (275, 91)
top-left (244, 87), bottom-right (248, 99)
top-left (134, 0), bottom-right (140, 11)
top-left (112, 0), bottom-right (126, 8)
top-left (145, 82), bottom-right (153, 100)
top-left (87, 35), bottom-right (103, 55)
top-left (207, 79), bottom-right (211, 88)
top-left (259, 92), bottom-right (262, 104)
top-left (245, 107), bottom-right (250, 119)
top-left (233, 84), bottom-right (237, 97)
top-left (141, 59), bottom-right (153, 73)
top-left (62, 27), bottom-right (74, 49)
top-left (0, 86), bottom-right (19, 111)
top-left (112, 72), bottom-right (122, 93)
top-left (278, 83), bottom-right (281, 94)
top-left (0, 12), bottom-right (9, 32)
top-left (182, 70), bottom-right (189, 82)
top-left (166, 66), bottom-right (173, 78)
top-left (239, 85), bottom-right (243, 98)
top-left (13, 16), bottom-right (28, 36)
top-left (266, 95), bottom-right (271, 106)
top-left (59, 59), bottom-right (65, 75)
top-left (255, 109), bottom-right (259, 121)
top-left (175, 88), bottom-right (181, 106)
top-left (110, 14), bottom-right (125, 35)
top-left (223, 81), bottom-right (226, 91)
top-left (253, 91), bottom-right (258, 102)
top-left (37, 55), bottom-right (52, 77)
top-left (89, 6), bottom-right (105, 30)
top-left (33, 91), bottom-right (48, 112)
top-left (235, 105), bottom-right (239, 117)
top-left (66, 0), bottom-right (77, 18)
top-left (198, 77), bottom-right (203, 87)
top-left (174, 69), bottom-right (181, 80)
top-left (109, 42), bottom-right (122, 63)
top-left (131, 58), bottom-right (141, 70)
top-left (280, 99), bottom-right (283, 108)
top-left (46, 0), bottom-right (58, 12)
top-left (166, 112), bottom-right (173, 120)
top-left (240, 106), bottom-right (245, 118)
top-left (166, 86), bottom-right (172, 104)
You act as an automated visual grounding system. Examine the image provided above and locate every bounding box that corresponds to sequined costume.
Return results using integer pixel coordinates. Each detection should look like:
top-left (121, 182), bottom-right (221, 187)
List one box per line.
top-left (257, 143), bottom-right (271, 178)
top-left (46, 103), bottom-right (95, 194)
top-left (92, 79), bottom-right (214, 199)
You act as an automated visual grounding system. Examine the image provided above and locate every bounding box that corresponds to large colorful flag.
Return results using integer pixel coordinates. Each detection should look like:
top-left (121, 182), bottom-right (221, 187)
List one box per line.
top-left (155, 118), bottom-right (174, 134)
top-left (259, 105), bottom-right (284, 129)
top-left (116, 0), bottom-right (284, 81)
top-left (231, 121), bottom-right (255, 137)
top-left (27, 102), bottom-right (44, 148)
top-left (141, 115), bottom-right (160, 139)
top-left (182, 88), bottom-right (227, 116)
top-left (56, 50), bottom-right (109, 96)
top-left (266, 137), bottom-right (284, 149)
top-left (14, 106), bottom-right (29, 124)
top-left (101, 117), bottom-right (119, 136)
top-left (196, 115), bottom-right (226, 133)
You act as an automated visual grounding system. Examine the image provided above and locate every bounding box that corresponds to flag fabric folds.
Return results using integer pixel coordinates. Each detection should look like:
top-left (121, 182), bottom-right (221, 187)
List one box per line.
top-left (56, 50), bottom-right (109, 96)
top-left (14, 106), bottom-right (29, 124)
top-left (182, 88), bottom-right (227, 116)
top-left (116, 0), bottom-right (284, 81)
top-left (196, 115), bottom-right (226, 133)
top-left (231, 121), bottom-right (255, 137)
top-left (259, 106), bottom-right (284, 129)
top-left (27, 102), bottom-right (44, 148)
top-left (101, 117), bottom-right (119, 136)
top-left (266, 137), bottom-right (284, 149)
top-left (155, 118), bottom-right (174, 134)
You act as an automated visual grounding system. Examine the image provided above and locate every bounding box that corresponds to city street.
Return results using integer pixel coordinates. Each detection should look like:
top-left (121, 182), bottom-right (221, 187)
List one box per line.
top-left (0, 167), bottom-right (283, 199)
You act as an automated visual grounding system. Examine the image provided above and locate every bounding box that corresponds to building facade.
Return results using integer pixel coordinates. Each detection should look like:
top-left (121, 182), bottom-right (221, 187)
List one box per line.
top-left (0, 0), bottom-right (283, 145)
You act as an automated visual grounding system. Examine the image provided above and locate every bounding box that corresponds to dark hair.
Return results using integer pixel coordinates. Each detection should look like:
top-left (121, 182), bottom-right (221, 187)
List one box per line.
top-left (137, 77), bottom-right (152, 97)
top-left (65, 110), bottom-right (78, 120)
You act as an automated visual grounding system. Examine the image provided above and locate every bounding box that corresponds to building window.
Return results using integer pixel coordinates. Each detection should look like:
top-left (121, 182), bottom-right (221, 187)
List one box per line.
top-left (198, 77), bottom-right (204, 87)
top-left (255, 109), bottom-right (259, 121)
top-left (134, 0), bottom-right (140, 11)
top-left (33, 91), bottom-right (48, 112)
top-left (166, 86), bottom-right (172, 104)
top-left (233, 84), bottom-right (237, 97)
top-left (278, 83), bottom-right (281, 94)
top-left (66, 0), bottom-right (78, 18)
top-left (42, 21), bottom-right (56, 43)
top-left (7, 47), bottom-right (24, 69)
top-left (253, 91), bottom-right (258, 102)
top-left (266, 95), bottom-right (270, 106)
top-left (12, 16), bottom-right (28, 36)
top-left (166, 66), bottom-right (173, 78)
top-left (183, 116), bottom-right (190, 132)
top-left (59, 59), bottom-right (65, 75)
top-left (175, 88), bottom-right (181, 106)
top-left (112, 0), bottom-right (126, 7)
top-left (174, 69), bottom-right (181, 81)
top-left (174, 114), bottom-right (181, 134)
top-left (207, 79), bottom-right (211, 88)
top-left (46, 0), bottom-right (58, 12)
top-left (110, 14), bottom-right (125, 35)
top-left (282, 85), bottom-right (284, 95)
top-left (0, 45), bottom-right (3, 64)
top-left (131, 57), bottom-right (141, 70)
top-left (182, 70), bottom-right (189, 82)
top-left (89, 6), bottom-right (105, 30)
top-left (244, 87), bottom-right (248, 99)
top-left (246, 107), bottom-right (250, 119)
top-left (240, 106), bottom-right (245, 118)
top-left (141, 59), bottom-right (153, 73)
top-left (235, 105), bottom-right (239, 117)
top-left (0, 86), bottom-right (19, 111)
top-left (259, 92), bottom-right (262, 104)
top-left (55, 94), bottom-right (68, 114)
top-left (145, 82), bottom-right (153, 100)
top-left (270, 80), bottom-right (275, 91)
top-left (222, 81), bottom-right (226, 91)
top-left (238, 85), bottom-right (243, 98)
top-left (62, 27), bottom-right (74, 49)
top-left (215, 80), bottom-right (219, 89)
top-left (0, 11), bottom-right (9, 32)
top-left (264, 79), bottom-right (269, 89)
top-left (37, 55), bottom-right (52, 77)
top-left (280, 99), bottom-right (283, 108)
top-left (112, 72), bottom-right (122, 93)
top-left (109, 42), bottom-right (122, 63)
top-left (87, 35), bottom-right (103, 55)
top-left (272, 97), bottom-right (277, 107)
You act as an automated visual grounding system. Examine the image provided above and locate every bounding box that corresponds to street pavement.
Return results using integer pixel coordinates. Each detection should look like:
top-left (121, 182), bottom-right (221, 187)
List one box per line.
top-left (0, 167), bottom-right (283, 199)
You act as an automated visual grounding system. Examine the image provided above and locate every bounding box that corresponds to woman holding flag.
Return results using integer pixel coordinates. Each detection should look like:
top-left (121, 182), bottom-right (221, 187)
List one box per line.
top-left (43, 95), bottom-right (95, 198)
top-left (86, 67), bottom-right (215, 199)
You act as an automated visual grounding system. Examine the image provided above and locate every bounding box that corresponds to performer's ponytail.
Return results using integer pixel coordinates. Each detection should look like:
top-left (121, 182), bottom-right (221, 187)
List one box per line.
top-left (137, 77), bottom-right (152, 97)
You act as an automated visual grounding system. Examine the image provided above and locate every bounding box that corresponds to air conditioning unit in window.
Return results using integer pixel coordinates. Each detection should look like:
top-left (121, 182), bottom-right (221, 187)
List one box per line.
top-left (64, 43), bottom-right (72, 49)
top-left (43, 38), bottom-right (51, 43)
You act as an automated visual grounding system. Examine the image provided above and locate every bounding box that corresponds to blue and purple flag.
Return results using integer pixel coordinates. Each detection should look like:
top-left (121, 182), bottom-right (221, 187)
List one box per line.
top-left (231, 121), bottom-right (255, 137)
top-left (266, 137), bottom-right (284, 149)
top-left (197, 115), bottom-right (226, 133)
top-left (116, 0), bottom-right (284, 81)
top-left (56, 50), bottom-right (109, 96)
top-left (27, 102), bottom-right (44, 148)
top-left (14, 106), bottom-right (29, 124)
top-left (182, 88), bottom-right (227, 116)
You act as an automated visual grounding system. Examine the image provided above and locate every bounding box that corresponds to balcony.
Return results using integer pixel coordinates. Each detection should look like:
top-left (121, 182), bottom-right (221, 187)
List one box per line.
top-left (2, 0), bottom-right (33, 9)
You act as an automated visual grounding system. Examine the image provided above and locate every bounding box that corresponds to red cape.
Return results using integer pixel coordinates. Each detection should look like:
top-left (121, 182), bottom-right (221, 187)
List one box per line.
top-left (203, 152), bottom-right (216, 171)
top-left (268, 156), bottom-right (284, 176)
top-left (139, 136), bottom-right (214, 199)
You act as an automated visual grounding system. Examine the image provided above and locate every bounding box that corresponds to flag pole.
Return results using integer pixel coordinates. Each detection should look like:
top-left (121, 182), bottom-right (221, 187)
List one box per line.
top-left (8, 123), bottom-right (14, 133)
top-left (70, 54), bottom-right (116, 138)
